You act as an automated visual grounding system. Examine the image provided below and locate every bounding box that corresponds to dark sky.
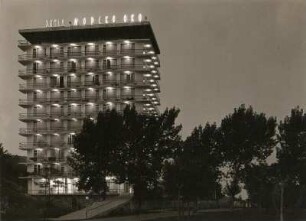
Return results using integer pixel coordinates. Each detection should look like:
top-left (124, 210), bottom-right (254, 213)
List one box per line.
top-left (1, 0), bottom-right (306, 155)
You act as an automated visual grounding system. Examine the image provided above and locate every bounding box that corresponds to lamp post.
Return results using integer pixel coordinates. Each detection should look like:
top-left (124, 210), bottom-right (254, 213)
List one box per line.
top-left (85, 196), bottom-right (89, 219)
top-left (279, 182), bottom-right (284, 221)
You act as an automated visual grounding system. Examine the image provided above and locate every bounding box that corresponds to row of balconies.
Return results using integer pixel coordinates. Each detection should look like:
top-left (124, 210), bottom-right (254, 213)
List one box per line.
top-left (27, 171), bottom-right (75, 178)
top-left (18, 49), bottom-right (156, 62)
top-left (19, 79), bottom-right (154, 91)
top-left (19, 111), bottom-right (119, 121)
top-left (18, 64), bottom-right (160, 78)
top-left (19, 95), bottom-right (158, 106)
top-left (19, 126), bottom-right (81, 136)
top-left (27, 156), bottom-right (66, 163)
top-left (20, 141), bottom-right (72, 150)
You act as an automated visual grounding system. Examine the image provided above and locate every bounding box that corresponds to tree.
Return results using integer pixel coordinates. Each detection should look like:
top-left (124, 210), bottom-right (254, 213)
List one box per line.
top-left (115, 106), bottom-right (182, 206)
top-left (163, 123), bottom-right (222, 202)
top-left (218, 105), bottom-right (277, 197)
top-left (69, 106), bottom-right (182, 206)
top-left (69, 109), bottom-right (124, 194)
top-left (277, 107), bottom-right (306, 208)
top-left (243, 163), bottom-right (279, 208)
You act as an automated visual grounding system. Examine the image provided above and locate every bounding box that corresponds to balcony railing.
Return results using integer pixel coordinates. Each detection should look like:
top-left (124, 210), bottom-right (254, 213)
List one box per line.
top-left (18, 64), bottom-right (156, 77)
top-left (18, 49), bottom-right (155, 61)
top-left (18, 40), bottom-right (31, 47)
top-left (19, 95), bottom-right (150, 106)
top-left (19, 142), bottom-right (72, 150)
top-left (19, 80), bottom-right (150, 91)
top-left (19, 111), bottom-right (111, 120)
top-left (28, 156), bottom-right (66, 163)
top-left (27, 171), bottom-right (75, 178)
top-left (19, 126), bottom-right (81, 135)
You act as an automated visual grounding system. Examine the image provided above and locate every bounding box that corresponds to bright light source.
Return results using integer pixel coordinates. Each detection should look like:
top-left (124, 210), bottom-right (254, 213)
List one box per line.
top-left (70, 43), bottom-right (77, 46)
top-left (124, 40), bottom-right (131, 44)
top-left (144, 74), bottom-right (152, 77)
top-left (36, 89), bottom-right (42, 93)
top-left (124, 71), bottom-right (131, 74)
top-left (138, 13), bottom-right (143, 22)
top-left (52, 44), bottom-right (59, 48)
top-left (87, 42), bottom-right (95, 46)
top-left (52, 89), bottom-right (59, 92)
top-left (123, 86), bottom-right (131, 89)
top-left (53, 133), bottom-right (59, 136)
top-left (144, 44), bottom-right (152, 48)
top-left (123, 56), bottom-right (131, 59)
top-left (106, 42), bottom-right (112, 45)
top-left (152, 56), bottom-right (157, 60)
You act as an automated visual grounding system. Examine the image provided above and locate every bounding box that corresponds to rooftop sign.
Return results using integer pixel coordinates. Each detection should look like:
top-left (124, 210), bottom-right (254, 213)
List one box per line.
top-left (45, 14), bottom-right (145, 28)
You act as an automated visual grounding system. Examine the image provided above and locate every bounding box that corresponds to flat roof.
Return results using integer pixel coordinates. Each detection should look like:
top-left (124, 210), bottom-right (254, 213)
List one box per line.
top-left (19, 22), bottom-right (160, 54)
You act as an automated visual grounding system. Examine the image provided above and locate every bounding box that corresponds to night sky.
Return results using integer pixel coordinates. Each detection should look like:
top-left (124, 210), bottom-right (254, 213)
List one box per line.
top-left (1, 0), bottom-right (306, 156)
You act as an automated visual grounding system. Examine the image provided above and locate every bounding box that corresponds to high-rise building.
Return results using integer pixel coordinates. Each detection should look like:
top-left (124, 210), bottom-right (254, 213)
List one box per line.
top-left (18, 19), bottom-right (161, 195)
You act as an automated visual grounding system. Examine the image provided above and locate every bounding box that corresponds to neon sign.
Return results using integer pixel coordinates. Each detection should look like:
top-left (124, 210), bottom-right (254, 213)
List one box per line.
top-left (45, 13), bottom-right (144, 28)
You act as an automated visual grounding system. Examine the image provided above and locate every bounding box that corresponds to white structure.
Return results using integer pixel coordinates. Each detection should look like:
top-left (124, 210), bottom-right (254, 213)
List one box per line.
top-left (18, 21), bottom-right (161, 195)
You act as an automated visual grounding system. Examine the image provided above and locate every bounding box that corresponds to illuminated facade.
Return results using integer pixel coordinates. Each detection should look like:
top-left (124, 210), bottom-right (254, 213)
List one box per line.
top-left (18, 21), bottom-right (161, 195)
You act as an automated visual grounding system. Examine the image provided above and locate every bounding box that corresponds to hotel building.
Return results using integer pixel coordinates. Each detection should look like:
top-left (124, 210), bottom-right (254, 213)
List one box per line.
top-left (18, 20), bottom-right (161, 195)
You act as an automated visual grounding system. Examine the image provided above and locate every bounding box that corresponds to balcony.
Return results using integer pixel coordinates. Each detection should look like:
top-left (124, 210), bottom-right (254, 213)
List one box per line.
top-left (19, 80), bottom-right (150, 92)
top-left (18, 40), bottom-right (31, 50)
top-left (28, 156), bottom-right (66, 163)
top-left (18, 49), bottom-right (154, 63)
top-left (27, 171), bottom-right (75, 178)
top-left (18, 64), bottom-right (156, 78)
top-left (19, 126), bottom-right (81, 136)
top-left (19, 111), bottom-right (104, 121)
top-left (19, 142), bottom-right (72, 150)
top-left (19, 94), bottom-right (151, 107)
